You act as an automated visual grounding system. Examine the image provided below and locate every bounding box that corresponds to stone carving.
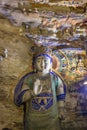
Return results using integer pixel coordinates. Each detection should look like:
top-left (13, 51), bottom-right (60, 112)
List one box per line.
top-left (0, 47), bottom-right (8, 61)
top-left (14, 46), bottom-right (66, 130)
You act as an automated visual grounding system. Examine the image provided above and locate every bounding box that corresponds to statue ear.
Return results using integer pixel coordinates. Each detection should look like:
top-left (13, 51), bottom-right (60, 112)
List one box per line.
top-left (49, 63), bottom-right (52, 72)
top-left (33, 62), bottom-right (37, 72)
top-left (34, 68), bottom-right (37, 73)
top-left (51, 62), bottom-right (52, 67)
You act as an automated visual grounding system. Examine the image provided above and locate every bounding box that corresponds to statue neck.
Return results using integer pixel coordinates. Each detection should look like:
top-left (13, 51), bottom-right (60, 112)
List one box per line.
top-left (37, 71), bottom-right (51, 77)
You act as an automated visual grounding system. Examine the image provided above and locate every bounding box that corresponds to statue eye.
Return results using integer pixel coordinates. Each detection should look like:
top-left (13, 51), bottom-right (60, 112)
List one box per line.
top-left (71, 67), bottom-right (76, 71)
top-left (44, 60), bottom-right (47, 62)
top-left (37, 60), bottom-right (40, 63)
top-left (62, 64), bottom-right (66, 67)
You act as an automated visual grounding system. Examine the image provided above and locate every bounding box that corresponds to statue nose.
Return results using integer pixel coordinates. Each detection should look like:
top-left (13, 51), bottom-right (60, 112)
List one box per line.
top-left (41, 60), bottom-right (44, 67)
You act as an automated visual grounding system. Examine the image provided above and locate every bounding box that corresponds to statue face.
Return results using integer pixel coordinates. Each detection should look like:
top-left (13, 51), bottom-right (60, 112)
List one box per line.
top-left (35, 56), bottom-right (52, 74)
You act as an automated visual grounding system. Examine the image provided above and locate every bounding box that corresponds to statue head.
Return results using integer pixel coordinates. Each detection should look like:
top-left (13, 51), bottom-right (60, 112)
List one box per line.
top-left (31, 46), bottom-right (52, 74)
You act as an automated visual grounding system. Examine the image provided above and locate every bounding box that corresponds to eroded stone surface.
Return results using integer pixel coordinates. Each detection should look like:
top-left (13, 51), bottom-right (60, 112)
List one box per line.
top-left (0, 17), bottom-right (33, 130)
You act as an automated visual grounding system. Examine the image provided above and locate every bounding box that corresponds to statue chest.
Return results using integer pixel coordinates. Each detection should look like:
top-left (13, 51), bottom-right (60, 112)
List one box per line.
top-left (31, 76), bottom-right (55, 112)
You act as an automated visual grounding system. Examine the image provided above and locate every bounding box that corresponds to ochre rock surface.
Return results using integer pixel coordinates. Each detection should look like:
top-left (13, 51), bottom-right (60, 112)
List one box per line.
top-left (0, 18), bottom-right (33, 130)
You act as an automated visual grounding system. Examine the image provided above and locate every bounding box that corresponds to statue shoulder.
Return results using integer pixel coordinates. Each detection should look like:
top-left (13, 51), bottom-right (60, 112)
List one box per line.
top-left (23, 72), bottom-right (37, 83)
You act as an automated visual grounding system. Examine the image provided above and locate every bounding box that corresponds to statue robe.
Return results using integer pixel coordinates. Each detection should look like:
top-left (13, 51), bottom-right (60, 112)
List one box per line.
top-left (14, 71), bottom-right (66, 130)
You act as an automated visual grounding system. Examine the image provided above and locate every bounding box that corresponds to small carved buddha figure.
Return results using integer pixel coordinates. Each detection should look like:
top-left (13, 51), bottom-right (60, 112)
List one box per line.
top-left (70, 58), bottom-right (77, 73)
top-left (76, 59), bottom-right (85, 75)
top-left (14, 46), bottom-right (66, 130)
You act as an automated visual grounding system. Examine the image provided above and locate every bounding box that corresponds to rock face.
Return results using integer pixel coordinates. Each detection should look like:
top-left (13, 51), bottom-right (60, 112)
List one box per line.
top-left (0, 18), bottom-right (33, 130)
top-left (0, 1), bottom-right (87, 130)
